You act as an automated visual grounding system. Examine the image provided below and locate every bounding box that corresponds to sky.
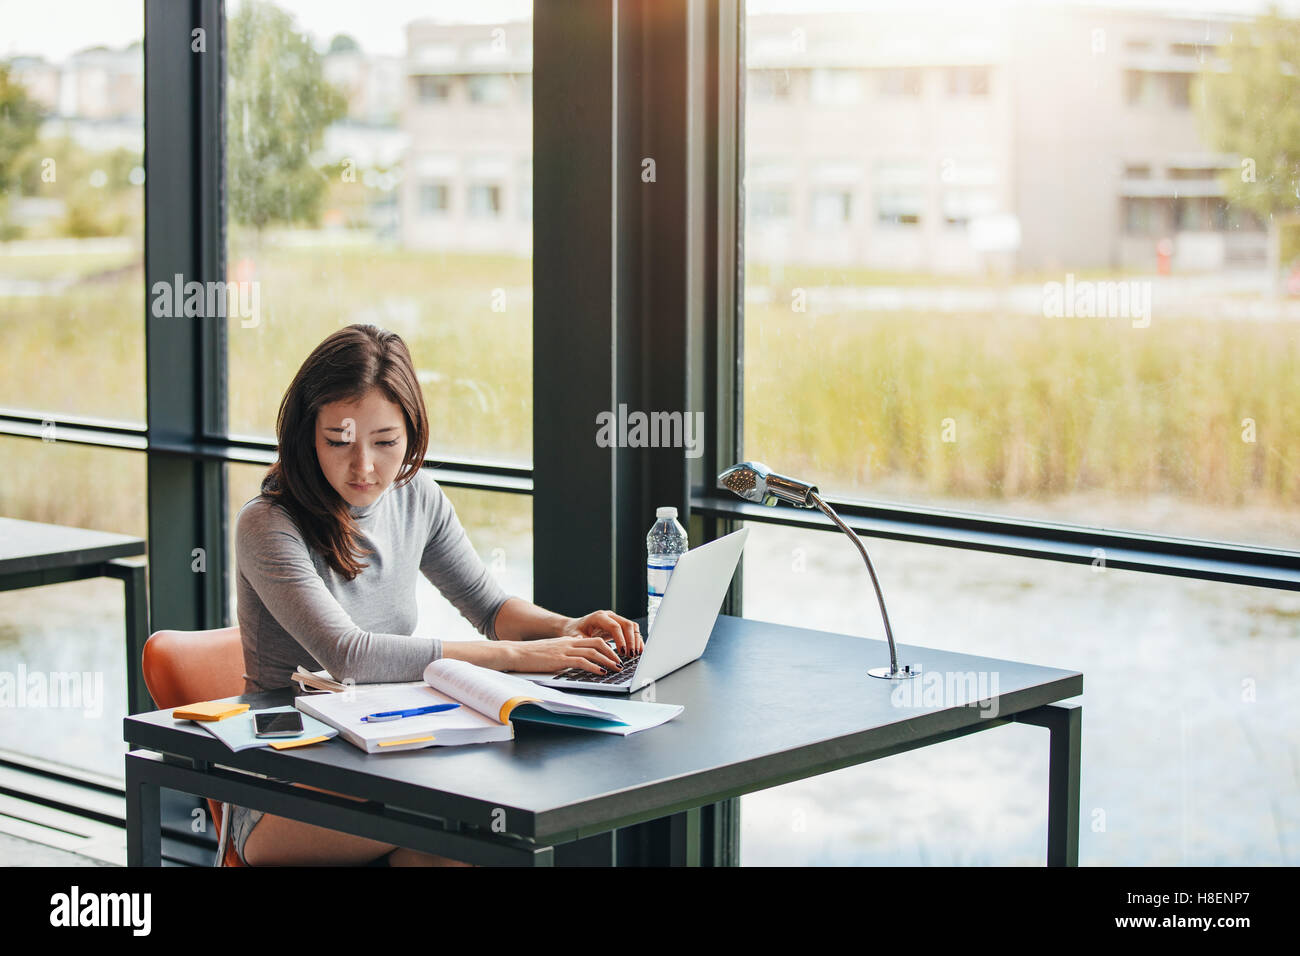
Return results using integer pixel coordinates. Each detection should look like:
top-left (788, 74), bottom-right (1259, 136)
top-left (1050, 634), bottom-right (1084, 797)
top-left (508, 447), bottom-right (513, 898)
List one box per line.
top-left (0, 0), bottom-right (1293, 62)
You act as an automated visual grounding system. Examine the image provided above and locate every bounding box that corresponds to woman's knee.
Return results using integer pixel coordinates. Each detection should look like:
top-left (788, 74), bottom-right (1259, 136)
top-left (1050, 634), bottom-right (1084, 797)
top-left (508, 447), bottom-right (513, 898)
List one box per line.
top-left (241, 812), bottom-right (395, 866)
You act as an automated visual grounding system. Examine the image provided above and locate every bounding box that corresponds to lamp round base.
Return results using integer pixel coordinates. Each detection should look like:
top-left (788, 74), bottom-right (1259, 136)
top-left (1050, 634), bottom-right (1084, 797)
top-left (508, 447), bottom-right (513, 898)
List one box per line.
top-left (868, 664), bottom-right (920, 680)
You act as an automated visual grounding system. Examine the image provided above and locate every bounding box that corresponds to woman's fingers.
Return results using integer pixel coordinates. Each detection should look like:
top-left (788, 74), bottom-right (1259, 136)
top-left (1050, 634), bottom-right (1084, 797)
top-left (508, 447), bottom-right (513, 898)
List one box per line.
top-left (591, 610), bottom-right (637, 654)
top-left (579, 637), bottom-right (622, 668)
top-left (566, 655), bottom-right (604, 675)
top-left (569, 646), bottom-right (617, 673)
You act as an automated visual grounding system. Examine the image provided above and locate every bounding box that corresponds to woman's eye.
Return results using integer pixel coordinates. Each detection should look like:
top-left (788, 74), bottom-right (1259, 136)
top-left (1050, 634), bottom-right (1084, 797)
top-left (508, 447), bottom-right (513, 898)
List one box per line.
top-left (325, 438), bottom-right (399, 448)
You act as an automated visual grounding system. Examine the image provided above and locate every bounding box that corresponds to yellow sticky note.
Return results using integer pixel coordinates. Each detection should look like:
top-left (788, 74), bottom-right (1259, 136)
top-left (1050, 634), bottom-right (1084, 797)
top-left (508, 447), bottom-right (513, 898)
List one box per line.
top-left (267, 735), bottom-right (330, 750)
top-left (173, 701), bottom-right (250, 722)
top-left (376, 735), bottom-right (435, 747)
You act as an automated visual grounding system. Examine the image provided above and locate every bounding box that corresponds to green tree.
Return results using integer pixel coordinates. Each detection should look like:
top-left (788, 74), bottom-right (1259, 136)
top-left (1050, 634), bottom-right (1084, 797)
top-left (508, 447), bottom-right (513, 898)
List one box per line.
top-left (1197, 7), bottom-right (1300, 227)
top-left (227, 0), bottom-right (346, 238)
top-left (0, 61), bottom-right (44, 236)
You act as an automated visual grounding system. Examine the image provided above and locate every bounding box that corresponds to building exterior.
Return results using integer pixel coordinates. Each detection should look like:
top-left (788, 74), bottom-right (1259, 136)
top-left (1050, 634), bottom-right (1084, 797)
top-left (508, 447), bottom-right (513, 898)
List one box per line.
top-left (7, 6), bottom-right (1267, 274)
top-left (399, 19), bottom-right (532, 257)
top-left (8, 44), bottom-right (144, 153)
top-left (746, 5), bottom-right (1265, 274)
top-left (396, 4), bottom-right (1268, 274)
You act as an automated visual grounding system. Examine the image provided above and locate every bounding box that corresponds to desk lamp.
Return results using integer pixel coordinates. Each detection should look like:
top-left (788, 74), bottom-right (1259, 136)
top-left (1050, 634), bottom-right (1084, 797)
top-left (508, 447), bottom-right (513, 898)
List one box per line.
top-left (718, 461), bottom-right (918, 680)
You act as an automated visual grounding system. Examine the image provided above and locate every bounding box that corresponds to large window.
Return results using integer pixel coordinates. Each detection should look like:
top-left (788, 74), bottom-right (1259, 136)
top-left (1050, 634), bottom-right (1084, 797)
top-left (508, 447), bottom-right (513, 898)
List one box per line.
top-left (0, 3), bottom-right (144, 423)
top-left (0, 437), bottom-right (145, 782)
top-left (224, 0), bottom-right (532, 466)
top-left (0, 4), bottom-right (145, 783)
top-left (743, 1), bottom-right (1296, 551)
top-left (738, 522), bottom-right (1300, 865)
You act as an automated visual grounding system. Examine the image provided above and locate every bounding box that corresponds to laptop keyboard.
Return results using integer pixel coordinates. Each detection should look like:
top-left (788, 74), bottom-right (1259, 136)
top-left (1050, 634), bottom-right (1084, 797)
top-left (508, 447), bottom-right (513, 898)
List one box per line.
top-left (552, 647), bottom-right (642, 685)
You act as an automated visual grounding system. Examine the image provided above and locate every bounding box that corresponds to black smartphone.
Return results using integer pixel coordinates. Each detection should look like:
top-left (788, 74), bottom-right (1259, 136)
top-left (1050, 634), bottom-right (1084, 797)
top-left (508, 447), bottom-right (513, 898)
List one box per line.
top-left (253, 711), bottom-right (304, 737)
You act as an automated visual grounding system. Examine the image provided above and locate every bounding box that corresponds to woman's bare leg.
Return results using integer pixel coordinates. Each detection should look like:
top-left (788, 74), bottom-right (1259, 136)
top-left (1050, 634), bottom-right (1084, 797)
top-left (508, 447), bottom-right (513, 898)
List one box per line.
top-left (239, 783), bottom-right (472, 866)
top-left (386, 846), bottom-right (473, 866)
top-left (241, 811), bottom-right (396, 866)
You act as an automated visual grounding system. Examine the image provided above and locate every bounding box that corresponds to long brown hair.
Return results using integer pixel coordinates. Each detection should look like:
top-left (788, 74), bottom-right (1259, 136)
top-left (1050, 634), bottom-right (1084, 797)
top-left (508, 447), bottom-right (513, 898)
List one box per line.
top-left (261, 323), bottom-right (430, 579)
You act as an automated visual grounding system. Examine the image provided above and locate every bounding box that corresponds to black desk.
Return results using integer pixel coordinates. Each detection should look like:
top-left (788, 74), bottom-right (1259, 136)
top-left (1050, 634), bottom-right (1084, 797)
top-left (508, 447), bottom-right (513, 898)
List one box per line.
top-left (124, 614), bottom-right (1082, 866)
top-left (0, 516), bottom-right (150, 714)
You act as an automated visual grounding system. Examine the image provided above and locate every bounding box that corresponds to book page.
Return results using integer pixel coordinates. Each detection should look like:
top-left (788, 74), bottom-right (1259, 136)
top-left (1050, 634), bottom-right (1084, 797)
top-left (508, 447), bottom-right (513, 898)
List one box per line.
top-left (423, 658), bottom-right (623, 723)
top-left (298, 682), bottom-right (503, 744)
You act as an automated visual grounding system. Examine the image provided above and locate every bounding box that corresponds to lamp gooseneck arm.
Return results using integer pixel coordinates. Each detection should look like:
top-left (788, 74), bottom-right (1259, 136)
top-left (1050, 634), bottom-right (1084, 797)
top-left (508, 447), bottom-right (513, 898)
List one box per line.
top-left (808, 491), bottom-right (899, 675)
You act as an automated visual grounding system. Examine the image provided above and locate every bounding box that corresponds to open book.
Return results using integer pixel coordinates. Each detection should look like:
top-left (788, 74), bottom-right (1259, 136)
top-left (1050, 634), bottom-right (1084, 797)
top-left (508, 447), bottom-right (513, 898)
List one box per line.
top-left (294, 658), bottom-right (682, 753)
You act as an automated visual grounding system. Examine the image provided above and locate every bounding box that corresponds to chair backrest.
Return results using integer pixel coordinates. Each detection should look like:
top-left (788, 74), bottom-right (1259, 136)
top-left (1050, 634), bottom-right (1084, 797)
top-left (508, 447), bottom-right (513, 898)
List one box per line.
top-left (141, 626), bottom-right (248, 866)
top-left (141, 626), bottom-right (246, 711)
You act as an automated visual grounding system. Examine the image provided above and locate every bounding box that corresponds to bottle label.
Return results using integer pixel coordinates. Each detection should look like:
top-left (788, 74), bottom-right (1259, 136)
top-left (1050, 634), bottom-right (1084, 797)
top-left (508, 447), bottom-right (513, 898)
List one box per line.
top-left (647, 554), bottom-right (680, 598)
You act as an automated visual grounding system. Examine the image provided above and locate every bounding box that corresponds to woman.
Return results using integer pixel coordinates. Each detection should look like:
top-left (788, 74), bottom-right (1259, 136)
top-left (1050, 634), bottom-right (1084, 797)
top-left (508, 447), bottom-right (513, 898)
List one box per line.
top-left (228, 323), bottom-right (642, 866)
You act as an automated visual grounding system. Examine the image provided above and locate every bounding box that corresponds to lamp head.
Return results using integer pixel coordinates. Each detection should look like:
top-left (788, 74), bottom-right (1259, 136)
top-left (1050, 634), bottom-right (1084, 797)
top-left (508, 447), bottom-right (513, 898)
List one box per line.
top-left (717, 461), bottom-right (818, 508)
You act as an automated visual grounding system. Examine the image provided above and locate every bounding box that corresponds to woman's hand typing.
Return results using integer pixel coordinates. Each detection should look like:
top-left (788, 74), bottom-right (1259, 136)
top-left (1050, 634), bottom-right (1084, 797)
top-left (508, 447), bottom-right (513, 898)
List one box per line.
top-left (501, 634), bottom-right (626, 674)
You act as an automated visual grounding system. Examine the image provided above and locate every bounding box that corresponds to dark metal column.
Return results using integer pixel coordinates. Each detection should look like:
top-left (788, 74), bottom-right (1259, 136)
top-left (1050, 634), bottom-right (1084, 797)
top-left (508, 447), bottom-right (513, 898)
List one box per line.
top-left (144, 0), bottom-right (228, 643)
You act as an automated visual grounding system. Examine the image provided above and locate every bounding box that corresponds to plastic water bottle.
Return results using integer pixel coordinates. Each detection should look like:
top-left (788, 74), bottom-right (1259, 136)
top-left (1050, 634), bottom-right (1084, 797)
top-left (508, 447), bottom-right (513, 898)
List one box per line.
top-left (646, 506), bottom-right (689, 635)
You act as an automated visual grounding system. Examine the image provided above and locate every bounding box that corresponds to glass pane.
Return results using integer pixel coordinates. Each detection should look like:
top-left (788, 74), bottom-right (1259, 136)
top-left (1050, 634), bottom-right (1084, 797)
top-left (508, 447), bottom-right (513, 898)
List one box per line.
top-left (224, 1), bottom-right (533, 466)
top-left (743, 1), bottom-right (1300, 550)
top-left (737, 521), bottom-right (1300, 865)
top-left (228, 464), bottom-right (532, 643)
top-left (0, 3), bottom-right (145, 423)
top-left (0, 436), bottom-right (146, 782)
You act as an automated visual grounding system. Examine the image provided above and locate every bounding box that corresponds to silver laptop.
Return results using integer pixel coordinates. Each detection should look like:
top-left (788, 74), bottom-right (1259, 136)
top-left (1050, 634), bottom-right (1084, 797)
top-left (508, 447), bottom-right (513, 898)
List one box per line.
top-left (508, 527), bottom-right (749, 694)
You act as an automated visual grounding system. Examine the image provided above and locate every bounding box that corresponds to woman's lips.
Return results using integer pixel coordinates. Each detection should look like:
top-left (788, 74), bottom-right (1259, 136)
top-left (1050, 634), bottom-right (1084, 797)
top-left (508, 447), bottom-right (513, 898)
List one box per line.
top-left (348, 482), bottom-right (375, 491)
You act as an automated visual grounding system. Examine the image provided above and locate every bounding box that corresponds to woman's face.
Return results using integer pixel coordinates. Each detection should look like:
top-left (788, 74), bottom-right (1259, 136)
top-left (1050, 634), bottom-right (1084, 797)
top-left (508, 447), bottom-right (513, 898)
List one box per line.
top-left (315, 388), bottom-right (409, 509)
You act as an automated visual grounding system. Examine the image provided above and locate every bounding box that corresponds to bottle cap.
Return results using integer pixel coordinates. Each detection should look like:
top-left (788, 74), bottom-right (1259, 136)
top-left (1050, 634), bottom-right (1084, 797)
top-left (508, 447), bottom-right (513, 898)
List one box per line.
top-left (656, 506), bottom-right (678, 519)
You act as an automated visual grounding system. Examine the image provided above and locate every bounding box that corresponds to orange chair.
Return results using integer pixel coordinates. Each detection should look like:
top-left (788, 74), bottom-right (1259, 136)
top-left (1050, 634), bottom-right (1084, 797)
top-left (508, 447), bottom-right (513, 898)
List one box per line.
top-left (141, 625), bottom-right (247, 867)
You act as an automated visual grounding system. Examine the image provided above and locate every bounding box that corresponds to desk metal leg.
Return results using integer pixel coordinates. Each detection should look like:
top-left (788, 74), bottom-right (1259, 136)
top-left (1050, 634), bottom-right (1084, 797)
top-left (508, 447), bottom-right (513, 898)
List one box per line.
top-left (554, 831), bottom-right (617, 865)
top-left (106, 557), bottom-right (151, 715)
top-left (1014, 701), bottom-right (1081, 867)
top-left (125, 754), bottom-right (162, 867)
top-left (613, 799), bottom-right (742, 866)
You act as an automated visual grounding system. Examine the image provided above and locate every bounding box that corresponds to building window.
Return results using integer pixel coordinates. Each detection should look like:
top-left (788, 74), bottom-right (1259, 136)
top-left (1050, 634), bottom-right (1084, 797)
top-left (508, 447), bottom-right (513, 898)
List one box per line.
top-left (942, 188), bottom-right (997, 227)
top-left (880, 67), bottom-right (923, 97)
top-left (418, 181), bottom-right (449, 217)
top-left (518, 157), bottom-right (532, 221)
top-left (1124, 164), bottom-right (1152, 179)
top-left (467, 183), bottom-right (502, 218)
top-left (749, 69), bottom-right (792, 102)
top-left (415, 75), bottom-right (453, 103)
top-left (1124, 70), bottom-right (1161, 107)
top-left (809, 188), bottom-right (852, 228)
top-left (876, 189), bottom-right (923, 226)
top-left (749, 187), bottom-right (792, 221)
top-left (1123, 197), bottom-right (1166, 236)
top-left (466, 74), bottom-right (512, 105)
top-left (946, 66), bottom-right (989, 97)
top-left (1168, 166), bottom-right (1218, 180)
top-left (810, 68), bottom-right (863, 105)
top-left (1167, 72), bottom-right (1191, 108)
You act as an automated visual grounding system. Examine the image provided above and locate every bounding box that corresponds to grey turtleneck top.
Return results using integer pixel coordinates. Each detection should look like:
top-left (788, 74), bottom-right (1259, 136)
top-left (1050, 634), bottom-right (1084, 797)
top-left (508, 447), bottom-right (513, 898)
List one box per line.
top-left (234, 468), bottom-right (512, 693)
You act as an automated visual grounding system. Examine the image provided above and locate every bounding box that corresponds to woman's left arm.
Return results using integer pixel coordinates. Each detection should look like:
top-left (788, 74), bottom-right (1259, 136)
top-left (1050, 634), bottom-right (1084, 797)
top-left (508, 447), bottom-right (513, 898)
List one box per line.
top-left (493, 597), bottom-right (643, 656)
top-left (491, 597), bottom-right (571, 642)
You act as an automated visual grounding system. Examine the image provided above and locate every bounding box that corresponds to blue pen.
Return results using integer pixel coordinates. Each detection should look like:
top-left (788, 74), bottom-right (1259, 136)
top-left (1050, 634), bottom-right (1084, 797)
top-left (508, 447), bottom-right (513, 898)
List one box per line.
top-left (361, 703), bottom-right (461, 722)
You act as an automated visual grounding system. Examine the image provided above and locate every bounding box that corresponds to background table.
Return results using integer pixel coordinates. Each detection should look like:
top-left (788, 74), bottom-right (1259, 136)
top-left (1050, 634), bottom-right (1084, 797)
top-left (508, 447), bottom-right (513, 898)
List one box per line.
top-left (124, 614), bottom-right (1082, 866)
top-left (0, 516), bottom-right (149, 714)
